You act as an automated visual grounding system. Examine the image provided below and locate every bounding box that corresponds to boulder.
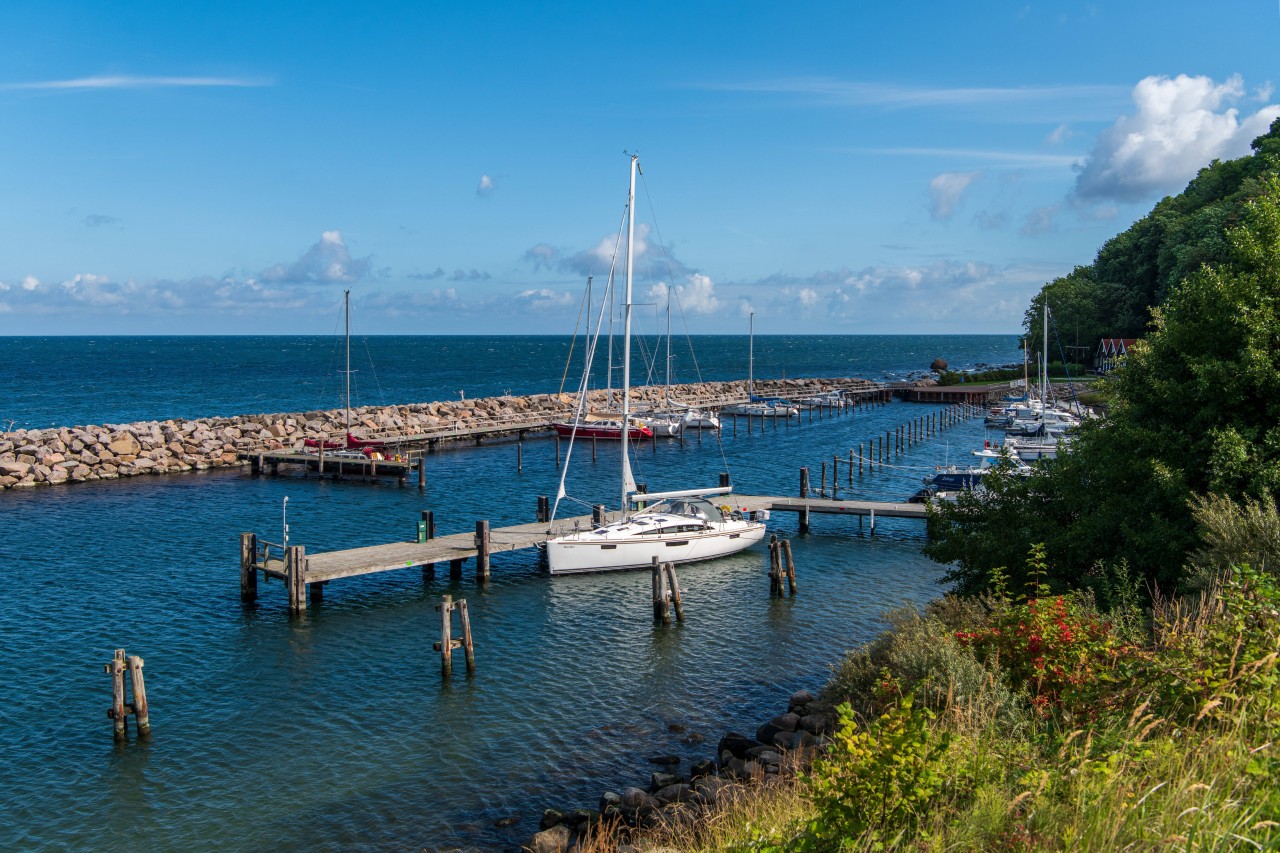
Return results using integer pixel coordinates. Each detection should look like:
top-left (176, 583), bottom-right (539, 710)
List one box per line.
top-left (653, 783), bottom-right (694, 805)
top-left (798, 714), bottom-right (830, 735)
top-left (539, 808), bottom-right (565, 830)
top-left (717, 732), bottom-right (763, 760)
top-left (525, 824), bottom-right (570, 853)
top-left (108, 434), bottom-right (141, 456)
top-left (788, 690), bottom-right (815, 711)
top-left (649, 771), bottom-right (681, 792)
top-left (930, 358), bottom-right (948, 372)
top-left (769, 712), bottom-right (800, 732)
top-left (647, 754), bottom-right (681, 766)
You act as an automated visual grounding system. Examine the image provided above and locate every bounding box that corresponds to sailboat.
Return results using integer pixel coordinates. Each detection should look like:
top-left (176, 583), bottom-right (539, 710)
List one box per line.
top-left (633, 287), bottom-right (721, 435)
top-left (303, 290), bottom-right (386, 455)
top-left (721, 313), bottom-right (798, 417)
top-left (545, 155), bottom-right (766, 575)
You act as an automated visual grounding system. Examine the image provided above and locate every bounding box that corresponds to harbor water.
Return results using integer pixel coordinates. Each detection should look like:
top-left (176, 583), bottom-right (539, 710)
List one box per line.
top-left (0, 334), bottom-right (1020, 851)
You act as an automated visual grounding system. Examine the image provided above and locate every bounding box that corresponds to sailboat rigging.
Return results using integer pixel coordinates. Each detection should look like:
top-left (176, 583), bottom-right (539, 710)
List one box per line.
top-left (303, 290), bottom-right (385, 454)
top-left (545, 155), bottom-right (766, 574)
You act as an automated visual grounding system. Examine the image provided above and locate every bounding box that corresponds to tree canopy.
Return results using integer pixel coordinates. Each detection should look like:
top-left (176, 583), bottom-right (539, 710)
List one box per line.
top-left (928, 118), bottom-right (1280, 595)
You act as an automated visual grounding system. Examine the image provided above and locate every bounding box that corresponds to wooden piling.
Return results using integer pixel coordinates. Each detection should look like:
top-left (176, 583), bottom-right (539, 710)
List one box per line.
top-left (108, 649), bottom-right (126, 740)
top-left (651, 556), bottom-right (669, 624)
top-left (799, 466), bottom-right (809, 499)
top-left (782, 539), bottom-right (797, 595)
top-left (858, 444), bottom-right (864, 476)
top-left (537, 495), bottom-right (550, 523)
top-left (285, 545), bottom-right (307, 615)
top-left (517, 439), bottom-right (523, 472)
top-left (474, 520), bottom-right (490, 581)
top-left (239, 532), bottom-right (258, 602)
top-left (437, 594), bottom-right (454, 677)
top-left (848, 449), bottom-right (855, 485)
top-left (449, 558), bottom-right (464, 580)
top-left (820, 461), bottom-right (827, 497)
top-left (458, 598), bottom-right (475, 673)
top-left (768, 535), bottom-right (781, 597)
top-left (663, 562), bottom-right (684, 623)
top-left (127, 655), bottom-right (150, 736)
top-left (418, 455), bottom-right (426, 489)
top-left (592, 504), bottom-right (606, 527)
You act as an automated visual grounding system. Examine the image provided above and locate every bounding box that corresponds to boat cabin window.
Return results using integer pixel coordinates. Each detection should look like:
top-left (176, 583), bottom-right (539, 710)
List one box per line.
top-left (637, 497), bottom-right (722, 521)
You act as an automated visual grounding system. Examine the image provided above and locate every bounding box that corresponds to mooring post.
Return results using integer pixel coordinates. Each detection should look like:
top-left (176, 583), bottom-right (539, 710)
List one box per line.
top-left (592, 504), bottom-right (606, 527)
top-left (537, 495), bottom-right (549, 523)
top-left (285, 545), bottom-right (307, 616)
top-left (651, 556), bottom-right (669, 623)
top-left (870, 508), bottom-right (877, 537)
top-left (799, 503), bottom-right (810, 534)
top-left (848, 450), bottom-right (855, 485)
top-left (664, 562), bottom-right (684, 622)
top-left (832, 456), bottom-right (840, 499)
top-left (517, 440), bottom-right (523, 473)
top-left (317, 445), bottom-right (324, 476)
top-left (418, 456), bottom-right (426, 490)
top-left (858, 444), bottom-right (864, 476)
top-left (127, 655), bottom-right (150, 736)
top-left (555, 435), bottom-right (561, 468)
top-left (719, 472), bottom-right (731, 490)
top-left (768, 535), bottom-right (781, 597)
top-left (107, 649), bottom-right (127, 740)
top-left (799, 466), bottom-right (809, 499)
top-left (239, 532), bottom-right (258, 602)
top-left (783, 539), bottom-right (797, 595)
top-left (458, 599), bottom-right (475, 674)
top-left (820, 461), bottom-right (827, 497)
top-left (475, 520), bottom-right (490, 581)
top-left (592, 436), bottom-right (597, 463)
top-left (437, 594), bottom-right (454, 678)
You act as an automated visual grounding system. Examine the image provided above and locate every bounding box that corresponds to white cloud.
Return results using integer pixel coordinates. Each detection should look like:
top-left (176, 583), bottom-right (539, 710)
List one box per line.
top-left (1, 75), bottom-right (270, 91)
top-left (1073, 73), bottom-right (1280, 203)
top-left (477, 174), bottom-right (495, 197)
top-left (648, 274), bottom-right (720, 315)
top-left (515, 288), bottom-right (574, 311)
top-left (798, 287), bottom-right (818, 308)
top-left (261, 230), bottom-right (372, 284)
top-left (22, 275), bottom-right (40, 291)
top-left (528, 224), bottom-right (693, 280)
top-left (929, 171), bottom-right (983, 220)
top-left (1046, 123), bottom-right (1072, 144)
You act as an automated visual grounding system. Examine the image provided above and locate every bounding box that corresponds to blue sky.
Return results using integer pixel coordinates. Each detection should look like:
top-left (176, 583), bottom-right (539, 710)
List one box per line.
top-left (2, 2), bottom-right (1277, 335)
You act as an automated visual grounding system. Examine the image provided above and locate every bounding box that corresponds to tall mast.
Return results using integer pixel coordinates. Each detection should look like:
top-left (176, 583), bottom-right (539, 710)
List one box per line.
top-left (664, 285), bottom-right (672, 408)
top-left (748, 311), bottom-right (755, 396)
top-left (620, 154), bottom-right (639, 516)
top-left (1042, 301), bottom-right (1049, 412)
top-left (344, 289), bottom-right (351, 433)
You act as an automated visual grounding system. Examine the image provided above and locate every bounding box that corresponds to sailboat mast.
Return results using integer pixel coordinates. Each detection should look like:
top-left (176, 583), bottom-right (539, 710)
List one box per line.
top-left (620, 154), bottom-right (639, 517)
top-left (344, 289), bottom-right (351, 433)
top-left (748, 311), bottom-right (755, 396)
top-left (664, 286), bottom-right (672, 408)
top-left (1042, 301), bottom-right (1049, 412)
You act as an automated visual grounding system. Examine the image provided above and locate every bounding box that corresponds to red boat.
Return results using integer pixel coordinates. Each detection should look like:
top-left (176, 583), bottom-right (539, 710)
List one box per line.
top-left (552, 415), bottom-right (653, 440)
top-left (303, 432), bottom-right (386, 451)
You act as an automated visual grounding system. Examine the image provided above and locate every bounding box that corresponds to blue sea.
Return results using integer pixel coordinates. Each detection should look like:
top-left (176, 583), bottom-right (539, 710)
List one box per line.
top-left (0, 335), bottom-right (1020, 851)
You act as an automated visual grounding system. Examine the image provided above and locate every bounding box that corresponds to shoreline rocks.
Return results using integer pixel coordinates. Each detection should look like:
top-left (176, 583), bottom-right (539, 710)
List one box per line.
top-left (524, 688), bottom-right (831, 851)
top-left (0, 377), bottom-right (879, 492)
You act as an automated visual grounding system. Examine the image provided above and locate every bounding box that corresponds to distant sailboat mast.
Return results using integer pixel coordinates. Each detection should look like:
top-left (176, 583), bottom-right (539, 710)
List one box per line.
top-left (748, 311), bottom-right (755, 396)
top-left (344, 289), bottom-right (352, 434)
top-left (620, 153), bottom-right (639, 518)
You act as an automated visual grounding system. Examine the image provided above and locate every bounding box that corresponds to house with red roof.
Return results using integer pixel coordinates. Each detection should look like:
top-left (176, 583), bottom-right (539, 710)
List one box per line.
top-left (1094, 338), bottom-right (1138, 374)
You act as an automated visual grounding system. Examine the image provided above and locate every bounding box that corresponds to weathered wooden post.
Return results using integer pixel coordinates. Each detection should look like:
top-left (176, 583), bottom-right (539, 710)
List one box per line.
top-left (458, 598), bottom-right (476, 674)
top-left (768, 535), bottom-right (781, 597)
top-left (127, 654), bottom-right (150, 736)
top-left (664, 562), bottom-right (684, 623)
top-left (537, 495), bottom-right (550, 523)
top-left (436, 594), bottom-right (454, 677)
top-left (858, 444), bottom-right (864, 476)
top-left (418, 456), bottom-right (427, 490)
top-left (239, 532), bottom-right (258, 602)
top-left (651, 556), bottom-right (669, 624)
top-left (592, 436), bottom-right (597, 463)
top-left (592, 504), bottom-right (606, 527)
top-left (555, 435), bottom-right (561, 468)
top-left (782, 539), bottom-right (797, 595)
top-left (317, 444), bottom-right (325, 476)
top-left (799, 466), bottom-right (809, 499)
top-left (719, 472), bottom-right (731, 490)
top-left (285, 545), bottom-right (307, 616)
top-left (799, 501), bottom-right (810, 534)
top-left (516, 440), bottom-right (522, 473)
top-left (870, 508), bottom-right (877, 537)
top-left (108, 649), bottom-right (126, 740)
top-left (820, 461), bottom-right (827, 497)
top-left (475, 520), bottom-right (490, 581)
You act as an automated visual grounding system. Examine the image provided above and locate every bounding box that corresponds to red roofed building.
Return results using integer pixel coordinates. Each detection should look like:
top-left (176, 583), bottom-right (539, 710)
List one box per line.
top-left (1095, 338), bottom-right (1138, 374)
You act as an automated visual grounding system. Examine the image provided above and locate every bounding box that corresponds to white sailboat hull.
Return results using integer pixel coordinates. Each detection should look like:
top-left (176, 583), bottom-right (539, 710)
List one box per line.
top-left (547, 521), bottom-right (766, 574)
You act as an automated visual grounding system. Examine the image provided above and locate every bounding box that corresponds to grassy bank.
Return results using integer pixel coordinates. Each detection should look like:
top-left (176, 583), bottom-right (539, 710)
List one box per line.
top-left (583, 552), bottom-right (1280, 851)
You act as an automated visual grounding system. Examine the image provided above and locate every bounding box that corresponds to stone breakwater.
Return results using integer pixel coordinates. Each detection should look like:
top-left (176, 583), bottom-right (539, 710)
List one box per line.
top-left (0, 377), bottom-right (880, 491)
top-left (522, 689), bottom-right (832, 851)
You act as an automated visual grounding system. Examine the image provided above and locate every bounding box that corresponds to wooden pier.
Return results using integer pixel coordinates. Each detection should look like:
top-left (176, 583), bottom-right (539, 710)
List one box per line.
top-left (238, 491), bottom-right (929, 612)
top-left (241, 449), bottom-right (416, 483)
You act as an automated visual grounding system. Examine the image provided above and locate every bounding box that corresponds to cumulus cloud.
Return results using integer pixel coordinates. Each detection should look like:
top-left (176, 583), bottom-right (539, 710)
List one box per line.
top-left (515, 288), bottom-right (575, 311)
top-left (261, 230), bottom-right (372, 284)
top-left (646, 274), bottom-right (721, 315)
top-left (798, 287), bottom-right (818, 308)
top-left (476, 174), bottom-right (495, 197)
top-left (22, 275), bottom-right (40, 291)
top-left (524, 224), bottom-right (693, 280)
top-left (1073, 73), bottom-right (1280, 203)
top-left (928, 171), bottom-right (983, 220)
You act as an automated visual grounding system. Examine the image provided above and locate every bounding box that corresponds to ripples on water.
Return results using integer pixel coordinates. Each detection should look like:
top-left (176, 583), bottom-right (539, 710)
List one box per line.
top-left (0, 393), bottom-right (1003, 850)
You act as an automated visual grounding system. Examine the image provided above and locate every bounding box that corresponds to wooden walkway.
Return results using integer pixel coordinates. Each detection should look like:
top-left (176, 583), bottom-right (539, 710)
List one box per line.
top-left (238, 492), bottom-right (929, 612)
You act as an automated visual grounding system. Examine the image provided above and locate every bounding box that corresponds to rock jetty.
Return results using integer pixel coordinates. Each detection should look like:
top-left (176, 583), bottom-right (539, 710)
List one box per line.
top-left (0, 377), bottom-right (880, 492)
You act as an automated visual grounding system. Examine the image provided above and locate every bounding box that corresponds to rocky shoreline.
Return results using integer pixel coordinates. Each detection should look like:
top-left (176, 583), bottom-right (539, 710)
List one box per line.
top-left (0, 377), bottom-right (879, 492)
top-left (523, 689), bottom-right (831, 852)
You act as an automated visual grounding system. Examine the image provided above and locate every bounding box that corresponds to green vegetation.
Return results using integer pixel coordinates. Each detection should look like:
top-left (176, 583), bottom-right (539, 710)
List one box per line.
top-left (934, 363), bottom-right (1087, 386)
top-left (579, 120), bottom-right (1280, 852)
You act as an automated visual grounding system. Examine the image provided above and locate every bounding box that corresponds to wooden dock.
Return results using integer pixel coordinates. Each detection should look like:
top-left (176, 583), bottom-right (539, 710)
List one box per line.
top-left (238, 492), bottom-right (930, 612)
top-left (240, 449), bottom-right (416, 483)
